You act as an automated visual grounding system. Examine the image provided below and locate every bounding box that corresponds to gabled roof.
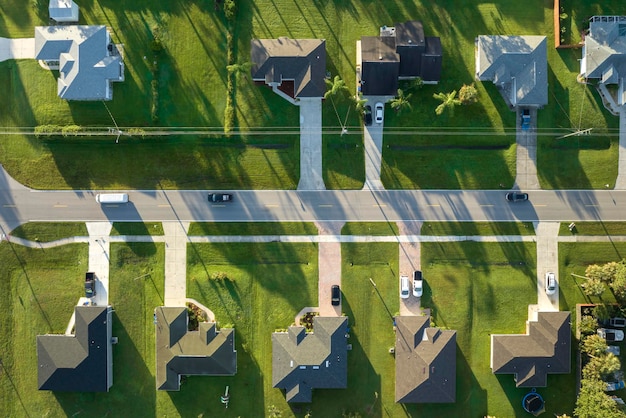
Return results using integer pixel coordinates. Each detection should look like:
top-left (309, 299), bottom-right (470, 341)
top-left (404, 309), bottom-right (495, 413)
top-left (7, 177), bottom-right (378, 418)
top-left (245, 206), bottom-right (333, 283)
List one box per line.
top-left (476, 35), bottom-right (548, 106)
top-left (395, 316), bottom-right (456, 403)
top-left (37, 306), bottom-right (113, 392)
top-left (35, 25), bottom-right (124, 101)
top-left (250, 38), bottom-right (326, 98)
top-left (491, 311), bottom-right (571, 387)
top-left (272, 316), bottom-right (348, 403)
top-left (155, 307), bottom-right (237, 391)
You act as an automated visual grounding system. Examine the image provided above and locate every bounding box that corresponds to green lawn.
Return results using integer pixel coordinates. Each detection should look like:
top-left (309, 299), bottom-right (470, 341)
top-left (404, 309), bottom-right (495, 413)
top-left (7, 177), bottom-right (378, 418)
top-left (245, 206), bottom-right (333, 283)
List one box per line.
top-left (422, 221), bottom-right (535, 236)
top-left (341, 222), bottom-right (399, 236)
top-left (9, 222), bottom-right (88, 241)
top-left (0, 0), bottom-right (620, 190)
top-left (558, 221), bottom-right (626, 236)
top-left (110, 222), bottom-right (164, 236)
top-left (188, 222), bottom-right (318, 236)
top-left (181, 242), bottom-right (319, 417)
top-left (0, 240), bottom-right (164, 416)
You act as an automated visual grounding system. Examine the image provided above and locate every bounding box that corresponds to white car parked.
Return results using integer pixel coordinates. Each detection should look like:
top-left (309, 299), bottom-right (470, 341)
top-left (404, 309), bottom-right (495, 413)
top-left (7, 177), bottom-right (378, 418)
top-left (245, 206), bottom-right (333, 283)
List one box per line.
top-left (375, 102), bottom-right (384, 124)
top-left (400, 275), bottom-right (410, 299)
top-left (545, 272), bottom-right (556, 295)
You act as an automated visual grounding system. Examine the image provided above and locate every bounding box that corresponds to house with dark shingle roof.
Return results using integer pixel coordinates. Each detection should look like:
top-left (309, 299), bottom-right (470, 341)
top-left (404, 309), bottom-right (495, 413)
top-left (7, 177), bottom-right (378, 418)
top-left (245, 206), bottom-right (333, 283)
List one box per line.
top-left (272, 316), bottom-right (348, 403)
top-left (491, 311), bottom-right (571, 387)
top-left (359, 21), bottom-right (442, 96)
top-left (35, 25), bottom-right (124, 101)
top-left (475, 35), bottom-right (548, 108)
top-left (155, 306), bottom-right (236, 391)
top-left (250, 37), bottom-right (326, 100)
top-left (580, 16), bottom-right (626, 106)
top-left (394, 315), bottom-right (456, 403)
top-left (37, 305), bottom-right (114, 392)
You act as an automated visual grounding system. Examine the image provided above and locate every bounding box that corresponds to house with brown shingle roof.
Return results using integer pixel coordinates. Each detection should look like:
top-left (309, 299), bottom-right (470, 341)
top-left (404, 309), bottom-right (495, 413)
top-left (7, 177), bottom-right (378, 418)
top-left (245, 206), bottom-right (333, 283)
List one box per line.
top-left (155, 306), bottom-right (237, 391)
top-left (394, 315), bottom-right (456, 403)
top-left (490, 311), bottom-right (571, 387)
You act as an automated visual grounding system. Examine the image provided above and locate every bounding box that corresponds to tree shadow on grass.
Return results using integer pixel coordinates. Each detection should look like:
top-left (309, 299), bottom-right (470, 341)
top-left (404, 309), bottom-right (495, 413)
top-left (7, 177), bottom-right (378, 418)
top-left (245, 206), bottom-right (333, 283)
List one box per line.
top-left (53, 313), bottom-right (156, 416)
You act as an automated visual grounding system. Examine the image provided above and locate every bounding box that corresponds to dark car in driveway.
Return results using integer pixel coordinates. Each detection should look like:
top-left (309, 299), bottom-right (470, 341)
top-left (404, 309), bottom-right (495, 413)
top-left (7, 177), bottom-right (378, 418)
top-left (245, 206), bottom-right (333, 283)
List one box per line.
top-left (331, 285), bottom-right (341, 306)
top-left (521, 108), bottom-right (531, 130)
top-left (363, 105), bottom-right (372, 126)
top-left (85, 272), bottom-right (96, 298)
top-left (208, 193), bottom-right (233, 203)
top-left (505, 192), bottom-right (528, 202)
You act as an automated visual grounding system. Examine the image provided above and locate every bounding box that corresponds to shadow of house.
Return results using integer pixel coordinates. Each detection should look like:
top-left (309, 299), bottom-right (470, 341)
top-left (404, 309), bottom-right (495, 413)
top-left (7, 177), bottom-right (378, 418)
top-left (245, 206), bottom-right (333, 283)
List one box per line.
top-left (250, 38), bottom-right (326, 102)
top-left (34, 25), bottom-right (124, 101)
top-left (580, 16), bottom-right (626, 105)
top-left (490, 311), bottom-right (571, 387)
top-left (394, 315), bottom-right (456, 404)
top-left (272, 316), bottom-right (349, 403)
top-left (37, 305), bottom-right (114, 392)
top-left (475, 35), bottom-right (548, 109)
top-left (359, 21), bottom-right (442, 97)
top-left (49, 0), bottom-right (79, 23)
top-left (155, 306), bottom-right (236, 391)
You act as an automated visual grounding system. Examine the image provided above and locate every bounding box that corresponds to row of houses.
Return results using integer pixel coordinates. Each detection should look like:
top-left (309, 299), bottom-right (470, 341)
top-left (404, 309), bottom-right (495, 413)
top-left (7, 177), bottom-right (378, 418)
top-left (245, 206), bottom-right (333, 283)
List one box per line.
top-left (250, 17), bottom-right (626, 111)
top-left (37, 302), bottom-right (570, 404)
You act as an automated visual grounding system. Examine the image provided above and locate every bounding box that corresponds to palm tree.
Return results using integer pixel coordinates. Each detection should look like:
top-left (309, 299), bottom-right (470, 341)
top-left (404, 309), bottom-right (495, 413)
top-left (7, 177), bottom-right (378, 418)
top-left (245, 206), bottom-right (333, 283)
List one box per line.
top-left (324, 75), bottom-right (350, 131)
top-left (354, 96), bottom-right (368, 115)
top-left (390, 89), bottom-right (412, 114)
top-left (433, 90), bottom-right (462, 116)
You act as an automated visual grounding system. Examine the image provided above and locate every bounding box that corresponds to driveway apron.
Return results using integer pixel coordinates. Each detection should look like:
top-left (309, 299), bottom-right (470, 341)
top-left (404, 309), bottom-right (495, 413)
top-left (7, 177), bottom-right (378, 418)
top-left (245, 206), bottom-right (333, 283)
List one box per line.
top-left (297, 98), bottom-right (325, 190)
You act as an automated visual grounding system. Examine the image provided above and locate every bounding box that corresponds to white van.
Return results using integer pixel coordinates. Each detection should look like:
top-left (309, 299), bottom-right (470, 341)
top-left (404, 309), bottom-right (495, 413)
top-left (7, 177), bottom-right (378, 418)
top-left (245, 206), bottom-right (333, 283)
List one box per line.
top-left (400, 275), bottom-right (410, 299)
top-left (96, 193), bottom-right (129, 204)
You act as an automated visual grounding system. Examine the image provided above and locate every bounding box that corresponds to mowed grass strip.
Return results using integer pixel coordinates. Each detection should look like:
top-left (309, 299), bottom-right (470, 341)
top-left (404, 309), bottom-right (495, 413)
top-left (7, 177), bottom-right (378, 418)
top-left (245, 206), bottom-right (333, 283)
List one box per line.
top-left (422, 221), bottom-right (535, 236)
top-left (183, 242), bottom-right (318, 417)
top-left (110, 222), bottom-right (164, 236)
top-left (558, 222), bottom-right (626, 236)
top-left (341, 222), bottom-right (399, 236)
top-left (188, 222), bottom-right (318, 236)
top-left (9, 222), bottom-right (88, 242)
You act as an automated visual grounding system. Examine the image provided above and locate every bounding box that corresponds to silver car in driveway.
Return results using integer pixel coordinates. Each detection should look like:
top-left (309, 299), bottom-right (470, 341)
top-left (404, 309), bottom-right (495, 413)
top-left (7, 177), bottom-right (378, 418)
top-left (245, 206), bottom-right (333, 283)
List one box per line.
top-left (375, 102), bottom-right (384, 124)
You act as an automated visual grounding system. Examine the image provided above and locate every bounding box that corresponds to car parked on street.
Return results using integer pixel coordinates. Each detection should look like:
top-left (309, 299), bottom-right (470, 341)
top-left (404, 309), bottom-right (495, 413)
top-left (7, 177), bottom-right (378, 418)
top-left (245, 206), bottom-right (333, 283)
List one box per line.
top-left (545, 272), bottom-right (556, 295)
top-left (375, 102), bottom-right (384, 124)
top-left (400, 275), bottom-right (410, 299)
top-left (363, 105), bottom-right (372, 126)
top-left (85, 272), bottom-right (96, 298)
top-left (413, 270), bottom-right (423, 298)
top-left (598, 328), bottom-right (625, 342)
top-left (331, 285), bottom-right (341, 306)
top-left (208, 193), bottom-right (233, 203)
top-left (505, 192), bottom-right (528, 202)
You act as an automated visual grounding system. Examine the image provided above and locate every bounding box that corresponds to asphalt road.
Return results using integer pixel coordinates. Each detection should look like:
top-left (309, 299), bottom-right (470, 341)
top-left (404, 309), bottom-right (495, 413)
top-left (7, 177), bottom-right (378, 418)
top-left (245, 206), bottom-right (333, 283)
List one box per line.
top-left (1, 188), bottom-right (624, 227)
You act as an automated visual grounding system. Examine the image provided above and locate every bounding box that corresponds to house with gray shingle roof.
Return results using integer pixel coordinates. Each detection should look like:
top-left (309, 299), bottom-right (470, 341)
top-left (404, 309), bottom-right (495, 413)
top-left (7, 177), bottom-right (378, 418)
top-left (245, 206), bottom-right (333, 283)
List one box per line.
top-left (491, 311), bottom-right (571, 387)
top-left (580, 16), bottom-right (626, 106)
top-left (475, 35), bottom-right (548, 108)
top-left (394, 315), bottom-right (456, 403)
top-left (272, 316), bottom-right (348, 403)
top-left (250, 38), bottom-right (326, 100)
top-left (37, 305), bottom-right (114, 392)
top-left (155, 306), bottom-right (236, 391)
top-left (35, 25), bottom-right (124, 101)
top-left (358, 21), bottom-right (442, 96)
top-left (49, 0), bottom-right (79, 23)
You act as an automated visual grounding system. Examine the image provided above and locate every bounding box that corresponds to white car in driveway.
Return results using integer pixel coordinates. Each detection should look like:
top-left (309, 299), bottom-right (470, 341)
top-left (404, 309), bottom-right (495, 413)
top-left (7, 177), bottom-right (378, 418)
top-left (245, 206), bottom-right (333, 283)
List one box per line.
top-left (545, 272), bottom-right (556, 295)
top-left (413, 270), bottom-right (423, 298)
top-left (375, 102), bottom-right (384, 124)
top-left (400, 275), bottom-right (410, 299)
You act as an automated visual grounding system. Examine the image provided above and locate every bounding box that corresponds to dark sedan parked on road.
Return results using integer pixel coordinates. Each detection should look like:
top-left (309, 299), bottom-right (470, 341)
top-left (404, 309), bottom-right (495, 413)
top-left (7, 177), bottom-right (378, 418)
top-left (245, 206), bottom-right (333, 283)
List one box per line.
top-left (208, 193), bottom-right (233, 203)
top-left (505, 192), bottom-right (528, 202)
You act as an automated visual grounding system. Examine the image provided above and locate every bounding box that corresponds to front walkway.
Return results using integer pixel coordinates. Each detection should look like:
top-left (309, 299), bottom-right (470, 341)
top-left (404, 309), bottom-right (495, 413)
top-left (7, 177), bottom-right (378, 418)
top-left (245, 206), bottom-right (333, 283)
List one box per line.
top-left (0, 38), bottom-right (35, 61)
top-left (297, 98), bottom-right (325, 190)
top-left (163, 222), bottom-right (190, 307)
top-left (515, 107), bottom-right (540, 190)
top-left (86, 222), bottom-right (113, 306)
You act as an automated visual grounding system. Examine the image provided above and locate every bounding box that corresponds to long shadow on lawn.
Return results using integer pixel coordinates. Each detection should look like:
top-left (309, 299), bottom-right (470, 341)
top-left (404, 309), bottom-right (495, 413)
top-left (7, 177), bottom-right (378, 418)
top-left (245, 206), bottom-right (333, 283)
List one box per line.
top-left (53, 313), bottom-right (156, 416)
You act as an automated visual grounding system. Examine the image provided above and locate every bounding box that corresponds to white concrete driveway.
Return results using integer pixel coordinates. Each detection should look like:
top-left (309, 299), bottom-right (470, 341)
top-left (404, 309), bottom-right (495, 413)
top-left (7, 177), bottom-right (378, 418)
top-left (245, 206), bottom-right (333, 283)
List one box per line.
top-left (362, 96), bottom-right (390, 190)
top-left (0, 38), bottom-right (35, 61)
top-left (615, 107), bottom-right (626, 189)
top-left (534, 221), bottom-right (560, 312)
top-left (515, 107), bottom-right (540, 190)
top-left (86, 222), bottom-right (113, 306)
top-left (297, 98), bottom-right (325, 190)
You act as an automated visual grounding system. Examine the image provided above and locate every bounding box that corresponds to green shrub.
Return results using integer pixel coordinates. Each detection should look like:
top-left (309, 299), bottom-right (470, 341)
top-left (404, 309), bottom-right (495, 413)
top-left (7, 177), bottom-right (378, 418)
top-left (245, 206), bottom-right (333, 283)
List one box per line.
top-left (34, 124), bottom-right (61, 137)
top-left (61, 125), bottom-right (82, 137)
top-left (224, 0), bottom-right (237, 21)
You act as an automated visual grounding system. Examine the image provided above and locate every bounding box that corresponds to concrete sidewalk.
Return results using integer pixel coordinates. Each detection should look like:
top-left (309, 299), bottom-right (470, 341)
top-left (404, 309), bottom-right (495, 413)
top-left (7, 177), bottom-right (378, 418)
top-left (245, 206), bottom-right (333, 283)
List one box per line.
top-left (86, 222), bottom-right (113, 306)
top-left (297, 98), bottom-right (325, 190)
top-left (163, 222), bottom-right (190, 307)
